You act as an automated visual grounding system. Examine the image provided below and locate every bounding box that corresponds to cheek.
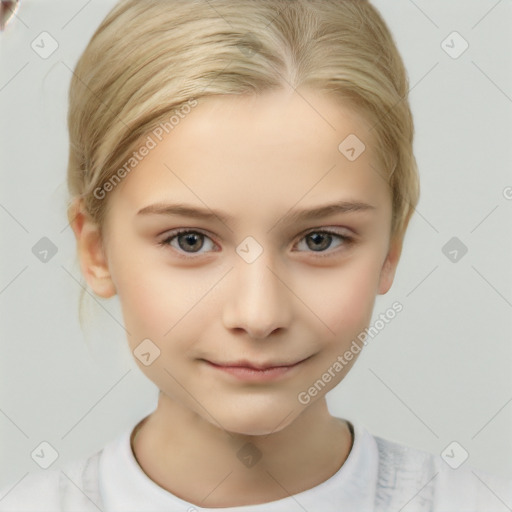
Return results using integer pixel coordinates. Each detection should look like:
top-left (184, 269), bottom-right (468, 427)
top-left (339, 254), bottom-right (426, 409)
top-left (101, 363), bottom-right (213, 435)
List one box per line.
top-left (302, 253), bottom-right (383, 338)
top-left (106, 240), bottom-right (167, 343)
top-left (111, 253), bottom-right (219, 350)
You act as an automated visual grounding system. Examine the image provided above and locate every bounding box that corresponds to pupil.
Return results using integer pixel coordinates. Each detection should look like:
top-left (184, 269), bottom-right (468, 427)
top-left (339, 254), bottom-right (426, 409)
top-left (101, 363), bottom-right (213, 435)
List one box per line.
top-left (308, 233), bottom-right (330, 251)
top-left (180, 233), bottom-right (202, 251)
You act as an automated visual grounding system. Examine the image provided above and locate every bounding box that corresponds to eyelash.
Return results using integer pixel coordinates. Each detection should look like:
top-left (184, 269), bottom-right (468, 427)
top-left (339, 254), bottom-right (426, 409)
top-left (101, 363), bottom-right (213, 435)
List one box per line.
top-left (158, 228), bottom-right (354, 259)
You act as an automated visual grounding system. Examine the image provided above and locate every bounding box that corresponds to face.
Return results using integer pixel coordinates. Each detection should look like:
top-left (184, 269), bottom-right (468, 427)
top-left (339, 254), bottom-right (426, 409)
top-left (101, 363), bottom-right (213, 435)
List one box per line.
top-left (76, 85), bottom-right (402, 436)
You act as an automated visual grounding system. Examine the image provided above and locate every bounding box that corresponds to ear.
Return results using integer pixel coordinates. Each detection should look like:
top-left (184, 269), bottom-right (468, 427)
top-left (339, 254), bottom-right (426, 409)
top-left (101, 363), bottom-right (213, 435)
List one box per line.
top-left (67, 199), bottom-right (116, 298)
top-left (377, 234), bottom-right (404, 295)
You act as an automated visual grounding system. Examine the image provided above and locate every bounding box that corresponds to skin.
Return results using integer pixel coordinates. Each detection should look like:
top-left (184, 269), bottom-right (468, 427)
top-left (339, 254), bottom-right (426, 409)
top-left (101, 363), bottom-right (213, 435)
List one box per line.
top-left (69, 84), bottom-right (406, 507)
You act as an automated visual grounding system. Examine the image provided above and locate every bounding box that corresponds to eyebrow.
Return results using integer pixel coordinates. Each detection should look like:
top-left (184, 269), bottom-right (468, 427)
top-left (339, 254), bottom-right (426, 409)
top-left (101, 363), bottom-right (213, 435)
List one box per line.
top-left (136, 200), bottom-right (376, 226)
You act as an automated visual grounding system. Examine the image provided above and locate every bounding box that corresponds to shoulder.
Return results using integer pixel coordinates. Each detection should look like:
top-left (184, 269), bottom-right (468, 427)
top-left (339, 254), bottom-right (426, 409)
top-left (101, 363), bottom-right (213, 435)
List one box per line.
top-left (0, 449), bottom-right (103, 512)
top-left (372, 433), bottom-right (512, 511)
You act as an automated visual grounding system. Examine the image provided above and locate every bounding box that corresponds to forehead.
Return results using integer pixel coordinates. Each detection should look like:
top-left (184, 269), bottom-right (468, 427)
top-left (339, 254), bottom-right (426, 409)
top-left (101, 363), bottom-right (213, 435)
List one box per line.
top-left (110, 85), bottom-right (390, 222)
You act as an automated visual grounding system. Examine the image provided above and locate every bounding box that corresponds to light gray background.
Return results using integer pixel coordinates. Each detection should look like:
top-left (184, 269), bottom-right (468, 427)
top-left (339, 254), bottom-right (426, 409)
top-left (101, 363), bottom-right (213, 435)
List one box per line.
top-left (0, 0), bottom-right (511, 490)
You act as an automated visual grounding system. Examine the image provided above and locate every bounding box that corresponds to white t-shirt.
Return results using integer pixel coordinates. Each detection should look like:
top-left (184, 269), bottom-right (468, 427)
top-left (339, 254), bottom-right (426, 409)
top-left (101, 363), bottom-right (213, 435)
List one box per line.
top-left (1, 416), bottom-right (511, 511)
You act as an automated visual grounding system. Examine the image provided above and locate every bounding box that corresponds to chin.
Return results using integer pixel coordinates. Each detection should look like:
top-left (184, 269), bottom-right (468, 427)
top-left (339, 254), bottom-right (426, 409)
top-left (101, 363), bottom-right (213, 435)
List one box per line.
top-left (214, 407), bottom-right (300, 437)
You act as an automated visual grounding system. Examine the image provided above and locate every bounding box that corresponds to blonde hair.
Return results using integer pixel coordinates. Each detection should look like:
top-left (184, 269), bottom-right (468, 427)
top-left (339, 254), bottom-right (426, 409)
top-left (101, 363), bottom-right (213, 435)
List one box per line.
top-left (67, 0), bottom-right (420, 324)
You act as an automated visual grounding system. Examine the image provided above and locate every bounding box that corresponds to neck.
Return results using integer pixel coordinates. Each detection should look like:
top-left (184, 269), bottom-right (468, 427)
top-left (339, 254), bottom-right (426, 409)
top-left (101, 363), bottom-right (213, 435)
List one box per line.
top-left (131, 394), bottom-right (354, 508)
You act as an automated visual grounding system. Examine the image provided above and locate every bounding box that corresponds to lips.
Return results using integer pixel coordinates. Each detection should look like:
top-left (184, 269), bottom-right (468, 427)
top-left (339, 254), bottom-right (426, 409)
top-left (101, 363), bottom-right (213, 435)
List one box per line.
top-left (205, 358), bottom-right (308, 370)
top-left (202, 357), bottom-right (310, 382)
top-left (200, 354), bottom-right (314, 383)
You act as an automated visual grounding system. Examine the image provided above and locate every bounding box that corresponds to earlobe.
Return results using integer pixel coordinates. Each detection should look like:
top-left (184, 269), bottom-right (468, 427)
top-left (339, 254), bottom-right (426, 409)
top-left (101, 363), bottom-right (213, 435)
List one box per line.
top-left (67, 199), bottom-right (117, 299)
top-left (377, 235), bottom-right (403, 295)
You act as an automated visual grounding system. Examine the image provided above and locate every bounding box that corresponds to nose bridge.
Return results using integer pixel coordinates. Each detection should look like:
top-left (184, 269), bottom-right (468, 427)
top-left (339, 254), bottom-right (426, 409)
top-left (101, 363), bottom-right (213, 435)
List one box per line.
top-left (222, 243), bottom-right (292, 338)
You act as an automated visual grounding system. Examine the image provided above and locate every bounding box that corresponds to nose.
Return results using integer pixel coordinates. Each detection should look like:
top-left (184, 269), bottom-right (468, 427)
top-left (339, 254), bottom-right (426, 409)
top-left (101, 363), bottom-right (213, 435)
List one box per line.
top-left (222, 249), bottom-right (293, 339)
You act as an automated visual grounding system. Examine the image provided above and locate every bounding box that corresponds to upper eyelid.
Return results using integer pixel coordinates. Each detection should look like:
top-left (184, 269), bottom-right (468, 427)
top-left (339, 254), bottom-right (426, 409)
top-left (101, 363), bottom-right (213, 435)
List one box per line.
top-left (162, 225), bottom-right (353, 240)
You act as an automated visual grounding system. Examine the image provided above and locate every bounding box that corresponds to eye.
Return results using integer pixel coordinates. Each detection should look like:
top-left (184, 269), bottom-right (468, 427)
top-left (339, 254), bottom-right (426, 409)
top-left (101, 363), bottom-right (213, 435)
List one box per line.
top-left (294, 229), bottom-right (354, 257)
top-left (159, 227), bottom-right (354, 259)
top-left (159, 229), bottom-right (217, 257)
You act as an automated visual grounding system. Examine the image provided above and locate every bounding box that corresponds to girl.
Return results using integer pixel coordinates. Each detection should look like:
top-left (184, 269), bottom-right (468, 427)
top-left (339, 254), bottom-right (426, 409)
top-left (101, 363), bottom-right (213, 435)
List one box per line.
top-left (1, 0), bottom-right (511, 510)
